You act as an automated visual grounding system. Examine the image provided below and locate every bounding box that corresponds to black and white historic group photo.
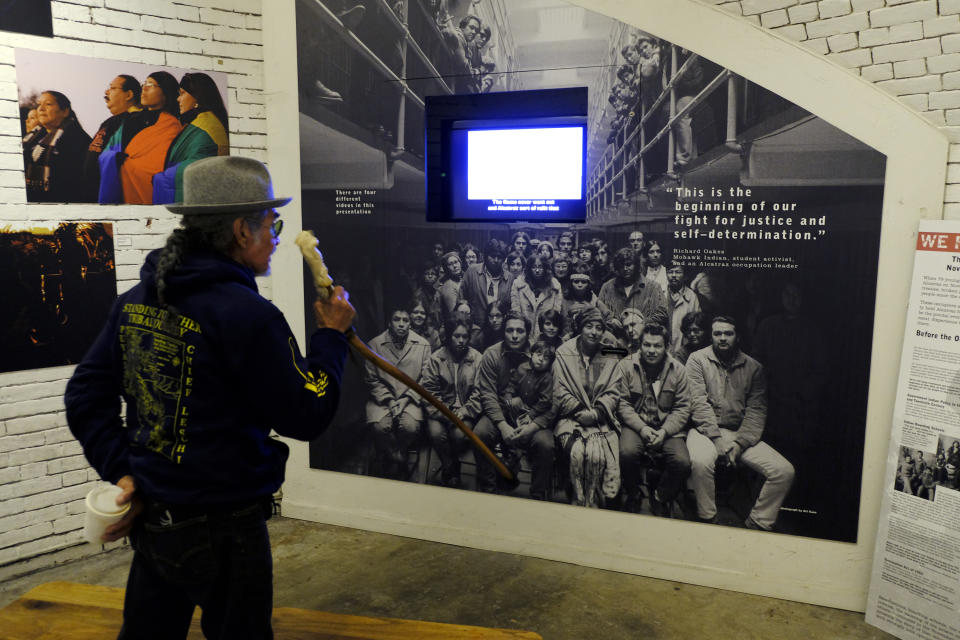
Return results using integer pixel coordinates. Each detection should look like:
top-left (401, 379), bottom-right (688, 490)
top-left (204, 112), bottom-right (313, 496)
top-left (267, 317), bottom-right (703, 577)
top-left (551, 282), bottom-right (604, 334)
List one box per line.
top-left (303, 208), bottom-right (882, 542)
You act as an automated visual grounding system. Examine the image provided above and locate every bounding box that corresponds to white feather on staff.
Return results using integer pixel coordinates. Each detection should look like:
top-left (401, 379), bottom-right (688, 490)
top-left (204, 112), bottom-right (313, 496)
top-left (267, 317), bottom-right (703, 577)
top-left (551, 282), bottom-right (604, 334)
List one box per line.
top-left (294, 230), bottom-right (334, 300)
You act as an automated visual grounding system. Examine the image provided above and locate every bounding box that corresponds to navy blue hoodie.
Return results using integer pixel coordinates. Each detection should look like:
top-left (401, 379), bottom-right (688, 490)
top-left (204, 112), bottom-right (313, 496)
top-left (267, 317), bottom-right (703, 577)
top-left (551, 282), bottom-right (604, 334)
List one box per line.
top-left (65, 249), bottom-right (348, 504)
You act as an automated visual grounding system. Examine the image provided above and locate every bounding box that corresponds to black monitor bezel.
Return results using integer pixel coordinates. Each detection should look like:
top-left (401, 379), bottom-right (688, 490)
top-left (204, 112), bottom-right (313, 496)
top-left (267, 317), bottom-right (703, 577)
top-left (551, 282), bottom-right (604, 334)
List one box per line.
top-left (425, 87), bottom-right (589, 224)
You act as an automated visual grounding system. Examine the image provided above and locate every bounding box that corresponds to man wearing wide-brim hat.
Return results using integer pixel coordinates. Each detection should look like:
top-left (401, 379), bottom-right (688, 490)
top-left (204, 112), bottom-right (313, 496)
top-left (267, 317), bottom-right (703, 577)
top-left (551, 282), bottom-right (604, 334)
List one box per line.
top-left (65, 156), bottom-right (356, 639)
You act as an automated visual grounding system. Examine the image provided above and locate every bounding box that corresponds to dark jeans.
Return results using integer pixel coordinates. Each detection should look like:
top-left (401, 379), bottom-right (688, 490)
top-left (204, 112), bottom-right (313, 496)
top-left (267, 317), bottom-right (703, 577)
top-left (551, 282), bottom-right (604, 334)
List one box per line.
top-left (620, 429), bottom-right (691, 503)
top-left (427, 417), bottom-right (469, 481)
top-left (473, 416), bottom-right (554, 496)
top-left (118, 499), bottom-right (274, 640)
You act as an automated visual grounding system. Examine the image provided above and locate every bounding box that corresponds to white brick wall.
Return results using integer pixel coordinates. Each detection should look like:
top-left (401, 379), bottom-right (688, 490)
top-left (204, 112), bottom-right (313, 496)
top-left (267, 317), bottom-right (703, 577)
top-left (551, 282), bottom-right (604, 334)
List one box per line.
top-left (828, 31), bottom-right (861, 49)
top-left (710, 0), bottom-right (960, 216)
top-left (894, 57), bottom-right (929, 74)
top-left (0, 0), bottom-right (266, 577)
top-left (820, 0), bottom-right (854, 19)
top-left (762, 9), bottom-right (792, 26)
top-left (806, 11), bottom-right (871, 37)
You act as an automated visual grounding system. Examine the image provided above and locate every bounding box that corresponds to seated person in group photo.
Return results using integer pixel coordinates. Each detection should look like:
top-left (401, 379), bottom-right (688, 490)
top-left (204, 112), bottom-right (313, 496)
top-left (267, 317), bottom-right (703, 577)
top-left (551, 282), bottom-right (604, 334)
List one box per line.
top-left (500, 340), bottom-right (558, 491)
top-left (672, 310), bottom-right (709, 364)
top-left (473, 312), bottom-right (555, 496)
top-left (409, 297), bottom-right (441, 351)
top-left (561, 261), bottom-right (609, 340)
top-left (664, 261), bottom-right (701, 355)
top-left (617, 307), bottom-right (645, 355)
top-left (510, 254), bottom-right (563, 343)
top-left (537, 309), bottom-right (565, 349)
top-left (458, 238), bottom-right (513, 332)
top-left (553, 308), bottom-right (622, 508)
top-left (895, 450), bottom-right (921, 496)
top-left (552, 251), bottom-right (573, 295)
top-left (642, 240), bottom-right (669, 296)
top-left (421, 319), bottom-right (483, 488)
top-left (684, 315), bottom-right (795, 530)
top-left (598, 247), bottom-right (667, 331)
top-left (916, 466), bottom-right (937, 501)
top-left (363, 307), bottom-right (433, 479)
top-left (937, 459), bottom-right (960, 492)
top-left (438, 251), bottom-right (465, 320)
top-left (615, 322), bottom-right (691, 517)
top-left (945, 440), bottom-right (960, 467)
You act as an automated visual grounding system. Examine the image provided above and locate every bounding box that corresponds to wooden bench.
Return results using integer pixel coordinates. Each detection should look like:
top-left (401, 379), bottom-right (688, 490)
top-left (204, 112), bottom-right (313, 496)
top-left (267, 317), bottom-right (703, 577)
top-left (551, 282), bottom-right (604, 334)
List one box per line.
top-left (0, 581), bottom-right (543, 640)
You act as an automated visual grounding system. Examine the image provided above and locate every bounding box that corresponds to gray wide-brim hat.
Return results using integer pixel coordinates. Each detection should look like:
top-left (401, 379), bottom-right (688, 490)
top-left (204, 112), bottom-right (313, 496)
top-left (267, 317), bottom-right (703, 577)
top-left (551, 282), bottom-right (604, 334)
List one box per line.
top-left (165, 156), bottom-right (292, 214)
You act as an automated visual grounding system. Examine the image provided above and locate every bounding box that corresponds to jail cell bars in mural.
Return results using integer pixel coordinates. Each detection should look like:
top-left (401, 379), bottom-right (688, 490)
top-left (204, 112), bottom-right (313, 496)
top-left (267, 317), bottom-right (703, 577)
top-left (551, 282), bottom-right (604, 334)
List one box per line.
top-left (0, 223), bottom-right (117, 373)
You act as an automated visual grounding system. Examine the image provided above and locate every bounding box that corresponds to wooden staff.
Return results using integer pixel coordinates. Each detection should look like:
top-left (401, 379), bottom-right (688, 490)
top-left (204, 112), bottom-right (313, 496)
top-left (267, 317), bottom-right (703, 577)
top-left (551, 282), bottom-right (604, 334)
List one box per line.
top-left (295, 231), bottom-right (516, 483)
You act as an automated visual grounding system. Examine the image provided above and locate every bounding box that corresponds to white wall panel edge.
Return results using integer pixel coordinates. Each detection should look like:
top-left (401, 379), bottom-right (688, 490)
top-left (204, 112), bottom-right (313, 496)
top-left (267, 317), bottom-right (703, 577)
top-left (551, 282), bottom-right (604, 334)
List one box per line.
top-left (263, 0), bottom-right (307, 346)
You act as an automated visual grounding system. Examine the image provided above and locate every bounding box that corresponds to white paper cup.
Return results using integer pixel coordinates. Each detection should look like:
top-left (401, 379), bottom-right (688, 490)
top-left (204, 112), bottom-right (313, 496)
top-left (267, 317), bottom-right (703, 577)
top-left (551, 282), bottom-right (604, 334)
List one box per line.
top-left (84, 483), bottom-right (130, 544)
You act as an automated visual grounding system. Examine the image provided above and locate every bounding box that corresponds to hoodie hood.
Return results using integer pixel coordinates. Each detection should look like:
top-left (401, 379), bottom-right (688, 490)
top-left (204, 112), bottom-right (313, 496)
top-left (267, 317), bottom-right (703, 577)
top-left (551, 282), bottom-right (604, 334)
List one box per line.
top-left (140, 248), bottom-right (258, 302)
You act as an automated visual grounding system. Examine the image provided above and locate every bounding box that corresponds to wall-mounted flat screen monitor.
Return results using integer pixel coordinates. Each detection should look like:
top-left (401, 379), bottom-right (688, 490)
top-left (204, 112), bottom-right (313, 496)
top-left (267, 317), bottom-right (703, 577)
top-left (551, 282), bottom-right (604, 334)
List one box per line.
top-left (425, 88), bottom-right (588, 223)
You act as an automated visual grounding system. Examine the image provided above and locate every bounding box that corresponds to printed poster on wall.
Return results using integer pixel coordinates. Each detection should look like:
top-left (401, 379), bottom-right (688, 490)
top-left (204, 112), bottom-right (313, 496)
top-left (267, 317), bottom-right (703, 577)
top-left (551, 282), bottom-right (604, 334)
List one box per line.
top-left (0, 0), bottom-right (53, 38)
top-left (0, 223), bottom-right (116, 374)
top-left (866, 220), bottom-right (960, 640)
top-left (296, 0), bottom-right (886, 542)
top-left (13, 49), bottom-right (230, 206)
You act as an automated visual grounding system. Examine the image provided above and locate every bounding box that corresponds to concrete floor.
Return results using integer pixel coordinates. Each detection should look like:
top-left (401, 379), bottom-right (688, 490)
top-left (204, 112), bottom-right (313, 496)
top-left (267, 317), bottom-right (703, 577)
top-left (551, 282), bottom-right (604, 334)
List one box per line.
top-left (1, 516), bottom-right (895, 640)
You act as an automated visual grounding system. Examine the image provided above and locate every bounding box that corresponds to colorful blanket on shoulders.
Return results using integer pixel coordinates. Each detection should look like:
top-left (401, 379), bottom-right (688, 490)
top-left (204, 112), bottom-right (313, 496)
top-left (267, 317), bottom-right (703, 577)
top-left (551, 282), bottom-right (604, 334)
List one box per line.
top-left (152, 111), bottom-right (229, 205)
top-left (97, 111), bottom-right (181, 204)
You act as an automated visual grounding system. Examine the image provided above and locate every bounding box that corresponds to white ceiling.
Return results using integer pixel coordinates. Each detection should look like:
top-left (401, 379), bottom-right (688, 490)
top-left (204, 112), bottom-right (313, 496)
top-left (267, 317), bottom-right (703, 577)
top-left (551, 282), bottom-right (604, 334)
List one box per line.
top-left (501, 0), bottom-right (617, 91)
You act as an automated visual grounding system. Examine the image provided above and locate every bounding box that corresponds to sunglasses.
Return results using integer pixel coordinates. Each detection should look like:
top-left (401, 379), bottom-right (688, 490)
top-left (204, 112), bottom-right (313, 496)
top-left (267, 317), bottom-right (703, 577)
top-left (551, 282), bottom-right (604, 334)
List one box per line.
top-left (269, 218), bottom-right (283, 238)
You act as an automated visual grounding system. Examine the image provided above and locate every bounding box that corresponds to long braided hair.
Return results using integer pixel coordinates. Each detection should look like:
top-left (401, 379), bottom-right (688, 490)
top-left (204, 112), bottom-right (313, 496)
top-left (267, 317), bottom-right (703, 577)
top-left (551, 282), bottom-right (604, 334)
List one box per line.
top-left (154, 210), bottom-right (266, 313)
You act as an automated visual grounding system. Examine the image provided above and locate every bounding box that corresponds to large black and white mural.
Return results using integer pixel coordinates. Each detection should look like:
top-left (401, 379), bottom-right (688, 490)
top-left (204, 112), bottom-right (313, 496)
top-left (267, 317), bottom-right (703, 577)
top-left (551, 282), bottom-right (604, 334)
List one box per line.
top-left (296, 0), bottom-right (886, 543)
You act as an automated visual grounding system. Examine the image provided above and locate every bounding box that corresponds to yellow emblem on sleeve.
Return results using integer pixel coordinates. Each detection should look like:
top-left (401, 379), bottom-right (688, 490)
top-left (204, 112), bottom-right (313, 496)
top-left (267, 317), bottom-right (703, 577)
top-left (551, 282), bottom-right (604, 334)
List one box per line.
top-left (289, 338), bottom-right (329, 397)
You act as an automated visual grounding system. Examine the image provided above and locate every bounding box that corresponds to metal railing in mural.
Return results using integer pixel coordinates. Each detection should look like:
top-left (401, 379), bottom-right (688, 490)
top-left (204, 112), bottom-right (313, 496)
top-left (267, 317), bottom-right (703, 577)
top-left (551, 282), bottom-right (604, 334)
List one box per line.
top-left (298, 0), bottom-right (515, 162)
top-left (302, 0), bottom-right (449, 159)
top-left (586, 42), bottom-right (799, 223)
top-left (299, 3), bottom-right (791, 209)
top-left (586, 45), bottom-right (741, 221)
